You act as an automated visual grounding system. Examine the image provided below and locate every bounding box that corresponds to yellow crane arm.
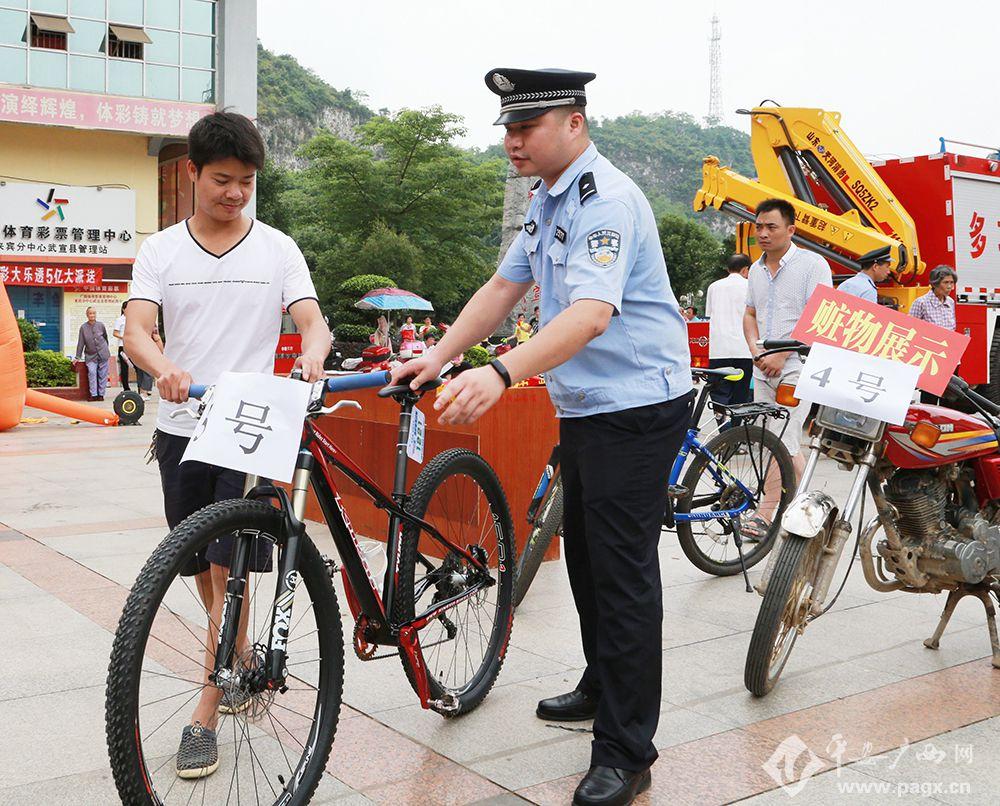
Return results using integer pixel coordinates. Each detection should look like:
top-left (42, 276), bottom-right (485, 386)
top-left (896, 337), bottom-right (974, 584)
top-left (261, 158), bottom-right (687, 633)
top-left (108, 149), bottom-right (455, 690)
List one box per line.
top-left (693, 106), bottom-right (925, 283)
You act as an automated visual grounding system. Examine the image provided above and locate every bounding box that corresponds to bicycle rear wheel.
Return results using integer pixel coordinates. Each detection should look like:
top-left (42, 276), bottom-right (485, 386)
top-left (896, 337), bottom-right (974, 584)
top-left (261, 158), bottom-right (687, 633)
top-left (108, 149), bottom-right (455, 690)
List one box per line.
top-left (106, 499), bottom-right (344, 805)
top-left (674, 425), bottom-right (794, 576)
top-left (513, 476), bottom-right (563, 608)
top-left (395, 448), bottom-right (515, 715)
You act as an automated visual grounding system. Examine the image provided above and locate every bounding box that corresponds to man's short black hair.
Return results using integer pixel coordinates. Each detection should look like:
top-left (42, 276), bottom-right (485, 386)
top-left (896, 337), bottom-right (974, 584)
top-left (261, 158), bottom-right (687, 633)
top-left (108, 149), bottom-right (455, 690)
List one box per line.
top-left (756, 198), bottom-right (796, 227)
top-left (726, 254), bottom-right (752, 273)
top-left (187, 111), bottom-right (265, 174)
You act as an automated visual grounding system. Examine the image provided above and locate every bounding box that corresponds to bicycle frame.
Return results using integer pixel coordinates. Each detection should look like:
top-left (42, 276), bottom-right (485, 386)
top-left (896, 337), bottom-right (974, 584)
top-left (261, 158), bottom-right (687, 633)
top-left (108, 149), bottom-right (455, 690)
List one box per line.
top-left (212, 391), bottom-right (496, 711)
top-left (669, 430), bottom-right (757, 522)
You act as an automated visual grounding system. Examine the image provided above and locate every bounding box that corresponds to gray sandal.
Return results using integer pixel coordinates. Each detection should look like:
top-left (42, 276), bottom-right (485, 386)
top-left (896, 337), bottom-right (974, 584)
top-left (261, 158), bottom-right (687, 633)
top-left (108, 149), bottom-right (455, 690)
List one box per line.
top-left (175, 722), bottom-right (219, 779)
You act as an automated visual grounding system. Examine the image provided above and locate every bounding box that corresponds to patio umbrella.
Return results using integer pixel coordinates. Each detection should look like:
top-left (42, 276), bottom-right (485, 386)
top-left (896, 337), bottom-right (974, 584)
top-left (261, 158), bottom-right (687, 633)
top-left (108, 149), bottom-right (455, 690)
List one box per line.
top-left (354, 287), bottom-right (434, 311)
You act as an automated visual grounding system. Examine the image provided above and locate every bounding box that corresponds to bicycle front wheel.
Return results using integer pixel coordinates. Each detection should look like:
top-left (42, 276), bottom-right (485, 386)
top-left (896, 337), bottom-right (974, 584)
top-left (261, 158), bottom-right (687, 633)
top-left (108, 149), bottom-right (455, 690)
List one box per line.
top-left (513, 476), bottom-right (563, 608)
top-left (395, 448), bottom-right (515, 716)
top-left (675, 425), bottom-right (794, 576)
top-left (106, 499), bottom-right (344, 805)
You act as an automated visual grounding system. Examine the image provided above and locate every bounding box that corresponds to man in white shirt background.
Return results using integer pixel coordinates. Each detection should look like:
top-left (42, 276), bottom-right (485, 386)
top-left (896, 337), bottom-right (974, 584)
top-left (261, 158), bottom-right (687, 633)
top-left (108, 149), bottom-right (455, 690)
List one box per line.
top-left (705, 253), bottom-right (752, 425)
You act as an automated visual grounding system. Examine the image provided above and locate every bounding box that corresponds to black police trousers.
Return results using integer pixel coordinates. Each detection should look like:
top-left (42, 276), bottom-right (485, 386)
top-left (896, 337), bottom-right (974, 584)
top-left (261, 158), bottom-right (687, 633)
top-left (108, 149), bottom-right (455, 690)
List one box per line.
top-left (561, 391), bottom-right (693, 771)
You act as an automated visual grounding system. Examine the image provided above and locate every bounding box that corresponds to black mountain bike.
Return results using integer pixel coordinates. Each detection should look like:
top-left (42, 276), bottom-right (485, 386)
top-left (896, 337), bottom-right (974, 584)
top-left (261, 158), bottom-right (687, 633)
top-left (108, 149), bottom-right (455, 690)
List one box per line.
top-left (106, 371), bottom-right (515, 805)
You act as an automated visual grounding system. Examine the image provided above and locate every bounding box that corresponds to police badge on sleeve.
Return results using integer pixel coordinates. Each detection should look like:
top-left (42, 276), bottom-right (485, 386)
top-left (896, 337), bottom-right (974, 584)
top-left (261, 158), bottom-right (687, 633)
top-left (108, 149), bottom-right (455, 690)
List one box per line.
top-left (587, 229), bottom-right (621, 266)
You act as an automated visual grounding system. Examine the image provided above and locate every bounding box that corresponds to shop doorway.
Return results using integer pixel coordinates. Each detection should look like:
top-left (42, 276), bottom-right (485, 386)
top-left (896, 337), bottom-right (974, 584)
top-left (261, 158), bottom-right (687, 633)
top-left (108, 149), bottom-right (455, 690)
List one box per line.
top-left (7, 285), bottom-right (62, 352)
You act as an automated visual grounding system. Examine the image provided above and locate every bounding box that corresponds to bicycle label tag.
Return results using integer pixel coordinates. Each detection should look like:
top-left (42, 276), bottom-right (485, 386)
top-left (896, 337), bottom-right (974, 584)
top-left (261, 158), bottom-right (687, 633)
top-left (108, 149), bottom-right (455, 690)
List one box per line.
top-left (407, 405), bottom-right (426, 464)
top-left (181, 371), bottom-right (312, 482)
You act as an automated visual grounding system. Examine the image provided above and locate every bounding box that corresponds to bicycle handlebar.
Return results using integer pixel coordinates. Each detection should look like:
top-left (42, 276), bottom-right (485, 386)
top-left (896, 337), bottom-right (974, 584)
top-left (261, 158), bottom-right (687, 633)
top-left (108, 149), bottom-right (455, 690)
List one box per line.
top-left (325, 370), bottom-right (392, 393)
top-left (186, 371), bottom-right (393, 401)
top-left (760, 339), bottom-right (807, 352)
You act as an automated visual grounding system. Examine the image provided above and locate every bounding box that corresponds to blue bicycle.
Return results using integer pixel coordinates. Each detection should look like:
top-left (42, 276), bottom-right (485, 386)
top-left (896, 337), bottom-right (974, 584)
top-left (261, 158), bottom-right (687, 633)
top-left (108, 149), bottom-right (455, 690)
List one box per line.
top-left (513, 366), bottom-right (795, 605)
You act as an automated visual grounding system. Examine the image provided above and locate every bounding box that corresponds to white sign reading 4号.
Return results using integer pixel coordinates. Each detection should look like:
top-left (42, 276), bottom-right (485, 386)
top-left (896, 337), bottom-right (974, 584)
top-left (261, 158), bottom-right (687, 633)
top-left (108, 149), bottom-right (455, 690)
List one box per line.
top-left (795, 342), bottom-right (921, 426)
top-left (182, 372), bottom-right (313, 483)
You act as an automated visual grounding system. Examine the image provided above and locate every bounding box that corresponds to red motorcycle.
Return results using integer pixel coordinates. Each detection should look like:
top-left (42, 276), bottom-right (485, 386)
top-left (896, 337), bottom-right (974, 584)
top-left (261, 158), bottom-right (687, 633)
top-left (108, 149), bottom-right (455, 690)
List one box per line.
top-left (341, 344), bottom-right (393, 373)
top-left (746, 341), bottom-right (1000, 695)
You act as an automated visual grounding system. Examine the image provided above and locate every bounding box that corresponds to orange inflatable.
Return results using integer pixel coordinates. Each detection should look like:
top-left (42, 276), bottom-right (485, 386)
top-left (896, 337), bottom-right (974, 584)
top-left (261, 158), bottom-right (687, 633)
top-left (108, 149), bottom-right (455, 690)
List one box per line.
top-left (0, 283), bottom-right (118, 429)
top-left (0, 283), bottom-right (26, 430)
top-left (25, 388), bottom-right (118, 426)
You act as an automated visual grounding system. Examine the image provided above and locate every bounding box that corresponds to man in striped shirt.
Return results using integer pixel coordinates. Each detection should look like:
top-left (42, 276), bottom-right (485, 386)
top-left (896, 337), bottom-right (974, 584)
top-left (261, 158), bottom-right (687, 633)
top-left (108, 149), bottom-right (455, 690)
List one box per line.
top-left (743, 199), bottom-right (832, 538)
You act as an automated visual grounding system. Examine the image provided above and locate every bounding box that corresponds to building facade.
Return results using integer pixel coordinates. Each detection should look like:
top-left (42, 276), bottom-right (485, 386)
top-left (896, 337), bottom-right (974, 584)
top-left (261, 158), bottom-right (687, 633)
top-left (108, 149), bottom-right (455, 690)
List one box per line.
top-left (0, 0), bottom-right (255, 365)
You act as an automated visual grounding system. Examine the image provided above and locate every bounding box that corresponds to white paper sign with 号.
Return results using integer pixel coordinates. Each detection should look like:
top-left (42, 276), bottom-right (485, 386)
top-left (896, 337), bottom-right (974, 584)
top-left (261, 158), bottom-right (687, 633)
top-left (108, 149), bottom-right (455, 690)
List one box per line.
top-left (182, 372), bottom-right (312, 483)
top-left (794, 342), bottom-right (920, 426)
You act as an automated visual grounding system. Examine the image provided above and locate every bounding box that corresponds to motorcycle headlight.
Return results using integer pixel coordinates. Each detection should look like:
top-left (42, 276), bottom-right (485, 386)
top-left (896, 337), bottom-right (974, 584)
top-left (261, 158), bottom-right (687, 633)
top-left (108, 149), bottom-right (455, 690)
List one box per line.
top-left (815, 406), bottom-right (884, 441)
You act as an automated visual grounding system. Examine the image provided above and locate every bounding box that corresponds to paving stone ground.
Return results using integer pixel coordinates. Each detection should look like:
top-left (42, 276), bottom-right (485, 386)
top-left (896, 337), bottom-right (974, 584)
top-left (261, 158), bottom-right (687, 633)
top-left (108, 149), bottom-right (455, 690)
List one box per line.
top-left (1, 394), bottom-right (998, 804)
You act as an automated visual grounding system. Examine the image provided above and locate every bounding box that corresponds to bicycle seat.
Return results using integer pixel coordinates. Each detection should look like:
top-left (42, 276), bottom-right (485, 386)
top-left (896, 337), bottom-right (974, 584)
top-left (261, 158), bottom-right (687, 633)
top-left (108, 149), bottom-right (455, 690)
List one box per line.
top-left (692, 366), bottom-right (744, 383)
top-left (377, 378), bottom-right (444, 398)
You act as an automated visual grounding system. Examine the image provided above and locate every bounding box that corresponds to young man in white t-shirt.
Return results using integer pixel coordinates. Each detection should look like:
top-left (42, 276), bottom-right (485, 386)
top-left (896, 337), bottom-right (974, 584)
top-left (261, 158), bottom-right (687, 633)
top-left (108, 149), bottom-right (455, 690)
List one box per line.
top-left (125, 111), bottom-right (330, 779)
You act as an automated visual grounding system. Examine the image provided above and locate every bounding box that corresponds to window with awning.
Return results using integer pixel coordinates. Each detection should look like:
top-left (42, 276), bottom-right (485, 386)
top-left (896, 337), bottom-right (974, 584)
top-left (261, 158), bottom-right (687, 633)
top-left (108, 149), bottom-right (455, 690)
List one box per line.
top-left (30, 14), bottom-right (75, 51)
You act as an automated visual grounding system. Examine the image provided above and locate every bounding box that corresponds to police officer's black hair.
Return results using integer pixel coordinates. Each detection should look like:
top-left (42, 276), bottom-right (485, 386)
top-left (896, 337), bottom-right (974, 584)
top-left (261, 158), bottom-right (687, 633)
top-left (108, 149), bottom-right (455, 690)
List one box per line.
top-left (187, 111), bottom-right (266, 175)
top-left (121, 302), bottom-right (127, 313)
top-left (756, 198), bottom-right (796, 227)
top-left (726, 254), bottom-right (752, 272)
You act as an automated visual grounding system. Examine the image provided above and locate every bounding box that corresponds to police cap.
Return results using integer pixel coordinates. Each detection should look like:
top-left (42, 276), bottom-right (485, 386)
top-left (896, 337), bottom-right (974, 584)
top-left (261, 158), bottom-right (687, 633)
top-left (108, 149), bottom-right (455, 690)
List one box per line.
top-left (485, 67), bottom-right (596, 125)
top-left (857, 245), bottom-right (893, 268)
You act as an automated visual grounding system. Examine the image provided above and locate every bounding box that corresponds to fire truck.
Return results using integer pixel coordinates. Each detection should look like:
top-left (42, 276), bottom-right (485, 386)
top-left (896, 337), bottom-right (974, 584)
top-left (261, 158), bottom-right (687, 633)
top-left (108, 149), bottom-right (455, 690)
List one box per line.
top-left (690, 104), bottom-right (1000, 399)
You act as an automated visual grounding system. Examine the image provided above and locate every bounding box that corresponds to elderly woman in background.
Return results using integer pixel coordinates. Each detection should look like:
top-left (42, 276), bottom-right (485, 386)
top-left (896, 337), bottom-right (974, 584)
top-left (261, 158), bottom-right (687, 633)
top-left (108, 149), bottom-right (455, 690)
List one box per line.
top-left (909, 264), bottom-right (957, 404)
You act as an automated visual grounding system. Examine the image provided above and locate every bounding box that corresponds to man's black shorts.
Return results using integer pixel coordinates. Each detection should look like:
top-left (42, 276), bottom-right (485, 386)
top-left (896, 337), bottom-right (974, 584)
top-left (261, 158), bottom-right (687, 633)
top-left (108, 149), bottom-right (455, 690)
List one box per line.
top-left (155, 429), bottom-right (275, 576)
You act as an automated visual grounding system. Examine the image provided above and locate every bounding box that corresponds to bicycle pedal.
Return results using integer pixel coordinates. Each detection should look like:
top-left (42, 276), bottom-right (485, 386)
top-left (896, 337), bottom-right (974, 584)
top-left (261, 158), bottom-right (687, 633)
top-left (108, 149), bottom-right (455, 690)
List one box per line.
top-left (668, 484), bottom-right (687, 499)
top-left (429, 693), bottom-right (460, 715)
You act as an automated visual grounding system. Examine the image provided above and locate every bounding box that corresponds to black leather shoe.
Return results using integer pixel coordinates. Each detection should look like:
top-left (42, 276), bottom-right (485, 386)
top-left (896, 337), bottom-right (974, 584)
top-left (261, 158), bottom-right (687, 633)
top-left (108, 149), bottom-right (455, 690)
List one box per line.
top-left (573, 765), bottom-right (651, 806)
top-left (536, 689), bottom-right (599, 721)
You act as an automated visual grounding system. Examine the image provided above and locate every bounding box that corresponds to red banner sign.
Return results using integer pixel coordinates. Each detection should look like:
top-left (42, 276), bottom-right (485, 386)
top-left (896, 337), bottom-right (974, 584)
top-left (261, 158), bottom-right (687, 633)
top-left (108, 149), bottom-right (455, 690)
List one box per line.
top-left (791, 285), bottom-right (968, 396)
top-left (1, 263), bottom-right (103, 287)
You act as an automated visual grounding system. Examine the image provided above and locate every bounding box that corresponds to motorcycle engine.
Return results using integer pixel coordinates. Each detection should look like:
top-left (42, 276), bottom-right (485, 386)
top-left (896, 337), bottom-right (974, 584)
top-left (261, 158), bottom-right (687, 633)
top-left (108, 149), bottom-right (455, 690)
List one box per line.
top-left (881, 469), bottom-right (1000, 585)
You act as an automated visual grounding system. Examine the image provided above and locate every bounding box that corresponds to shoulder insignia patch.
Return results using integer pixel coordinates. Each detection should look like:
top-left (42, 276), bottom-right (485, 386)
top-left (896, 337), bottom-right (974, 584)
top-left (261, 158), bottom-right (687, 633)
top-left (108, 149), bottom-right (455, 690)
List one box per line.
top-left (524, 220), bottom-right (537, 236)
top-left (554, 225), bottom-right (567, 243)
top-left (587, 229), bottom-right (621, 267)
top-left (578, 172), bottom-right (597, 203)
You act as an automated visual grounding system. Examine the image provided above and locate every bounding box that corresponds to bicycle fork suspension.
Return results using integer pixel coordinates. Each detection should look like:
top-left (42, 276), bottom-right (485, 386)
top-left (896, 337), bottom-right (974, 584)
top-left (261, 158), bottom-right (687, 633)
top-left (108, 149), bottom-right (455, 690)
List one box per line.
top-left (211, 454), bottom-right (312, 691)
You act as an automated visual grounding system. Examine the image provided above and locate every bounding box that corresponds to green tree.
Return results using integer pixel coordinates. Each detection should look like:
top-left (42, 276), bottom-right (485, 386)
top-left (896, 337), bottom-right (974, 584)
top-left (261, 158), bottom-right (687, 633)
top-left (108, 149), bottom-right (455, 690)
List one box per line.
top-left (333, 274), bottom-right (396, 337)
top-left (287, 107), bottom-right (505, 320)
top-left (658, 213), bottom-right (724, 301)
top-left (255, 159), bottom-right (292, 234)
top-left (17, 318), bottom-right (41, 351)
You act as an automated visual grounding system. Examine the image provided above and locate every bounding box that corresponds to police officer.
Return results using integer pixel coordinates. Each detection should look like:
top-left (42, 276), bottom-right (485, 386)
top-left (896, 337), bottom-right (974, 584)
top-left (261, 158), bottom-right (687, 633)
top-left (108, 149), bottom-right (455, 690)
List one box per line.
top-left (838, 245), bottom-right (893, 302)
top-left (394, 68), bottom-right (693, 805)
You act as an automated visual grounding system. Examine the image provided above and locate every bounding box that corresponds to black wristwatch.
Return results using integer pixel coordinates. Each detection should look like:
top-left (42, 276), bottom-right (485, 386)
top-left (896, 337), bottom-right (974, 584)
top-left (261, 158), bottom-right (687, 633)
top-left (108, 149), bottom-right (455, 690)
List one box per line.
top-left (489, 358), bottom-right (512, 388)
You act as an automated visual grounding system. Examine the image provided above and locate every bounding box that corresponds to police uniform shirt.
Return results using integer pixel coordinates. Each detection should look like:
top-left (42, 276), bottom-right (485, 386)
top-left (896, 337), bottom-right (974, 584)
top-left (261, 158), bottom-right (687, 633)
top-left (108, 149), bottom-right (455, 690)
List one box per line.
top-left (837, 270), bottom-right (877, 303)
top-left (498, 143), bottom-right (692, 416)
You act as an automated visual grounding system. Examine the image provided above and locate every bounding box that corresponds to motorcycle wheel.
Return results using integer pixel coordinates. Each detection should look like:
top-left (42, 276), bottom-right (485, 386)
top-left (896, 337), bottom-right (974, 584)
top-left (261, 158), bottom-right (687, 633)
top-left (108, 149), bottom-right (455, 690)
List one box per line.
top-left (744, 532), bottom-right (824, 696)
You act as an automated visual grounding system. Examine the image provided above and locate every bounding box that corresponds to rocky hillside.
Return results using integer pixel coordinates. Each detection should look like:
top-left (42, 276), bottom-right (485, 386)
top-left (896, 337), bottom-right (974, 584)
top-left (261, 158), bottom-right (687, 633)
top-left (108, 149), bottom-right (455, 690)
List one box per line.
top-left (256, 47), bottom-right (754, 232)
top-left (256, 45), bottom-right (374, 168)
